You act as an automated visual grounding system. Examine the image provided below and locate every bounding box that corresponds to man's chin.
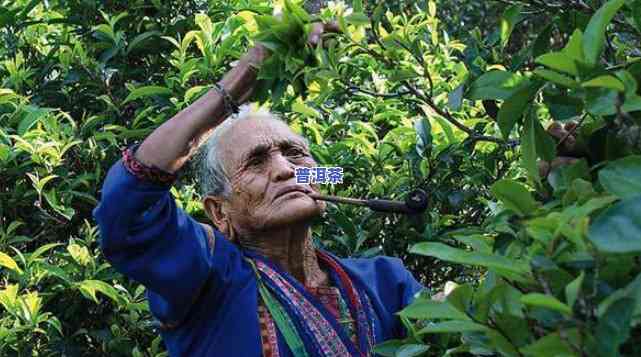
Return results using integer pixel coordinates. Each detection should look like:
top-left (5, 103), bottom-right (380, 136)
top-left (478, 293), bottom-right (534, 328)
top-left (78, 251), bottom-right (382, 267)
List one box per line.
top-left (266, 201), bottom-right (323, 227)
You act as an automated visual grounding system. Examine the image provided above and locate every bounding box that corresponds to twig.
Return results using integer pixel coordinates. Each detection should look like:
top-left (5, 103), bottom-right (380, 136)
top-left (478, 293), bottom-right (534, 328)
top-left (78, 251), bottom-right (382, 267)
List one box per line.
top-left (557, 113), bottom-right (587, 149)
top-left (616, 93), bottom-right (635, 125)
top-left (346, 83), bottom-right (412, 98)
top-left (345, 21), bottom-right (508, 145)
top-left (391, 38), bottom-right (434, 97)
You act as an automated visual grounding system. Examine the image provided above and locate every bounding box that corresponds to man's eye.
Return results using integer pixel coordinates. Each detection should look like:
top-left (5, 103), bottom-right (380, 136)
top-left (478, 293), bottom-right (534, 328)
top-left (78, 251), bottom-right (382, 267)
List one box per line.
top-left (247, 157), bottom-right (264, 167)
top-left (287, 148), bottom-right (305, 157)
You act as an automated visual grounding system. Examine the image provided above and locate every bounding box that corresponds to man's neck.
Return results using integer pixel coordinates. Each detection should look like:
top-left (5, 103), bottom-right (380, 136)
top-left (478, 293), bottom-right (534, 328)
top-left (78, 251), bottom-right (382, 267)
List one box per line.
top-left (238, 224), bottom-right (328, 288)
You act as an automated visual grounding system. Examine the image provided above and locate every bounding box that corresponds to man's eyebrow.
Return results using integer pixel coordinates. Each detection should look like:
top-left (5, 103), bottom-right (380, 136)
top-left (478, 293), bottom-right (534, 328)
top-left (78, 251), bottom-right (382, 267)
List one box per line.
top-left (276, 137), bottom-right (308, 149)
top-left (241, 138), bottom-right (309, 163)
top-left (241, 143), bottom-right (270, 163)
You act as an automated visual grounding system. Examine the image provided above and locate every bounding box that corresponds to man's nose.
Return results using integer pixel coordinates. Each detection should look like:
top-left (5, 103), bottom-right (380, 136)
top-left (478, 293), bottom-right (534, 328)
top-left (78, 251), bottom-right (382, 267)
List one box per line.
top-left (270, 153), bottom-right (296, 181)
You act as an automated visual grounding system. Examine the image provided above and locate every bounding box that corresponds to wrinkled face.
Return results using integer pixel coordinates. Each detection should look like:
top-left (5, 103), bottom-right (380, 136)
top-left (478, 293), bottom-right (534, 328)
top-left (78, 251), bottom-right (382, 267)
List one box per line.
top-left (217, 117), bottom-right (326, 233)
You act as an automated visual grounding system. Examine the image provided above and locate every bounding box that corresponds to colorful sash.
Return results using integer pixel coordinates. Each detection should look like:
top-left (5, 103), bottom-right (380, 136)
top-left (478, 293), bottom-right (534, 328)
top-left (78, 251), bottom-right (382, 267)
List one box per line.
top-left (244, 249), bottom-right (376, 357)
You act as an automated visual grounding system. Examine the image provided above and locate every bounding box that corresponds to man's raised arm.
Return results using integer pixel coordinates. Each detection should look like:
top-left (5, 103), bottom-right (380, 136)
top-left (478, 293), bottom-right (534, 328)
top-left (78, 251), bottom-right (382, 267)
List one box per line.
top-left (91, 46), bottom-right (267, 326)
top-left (134, 45), bottom-right (268, 173)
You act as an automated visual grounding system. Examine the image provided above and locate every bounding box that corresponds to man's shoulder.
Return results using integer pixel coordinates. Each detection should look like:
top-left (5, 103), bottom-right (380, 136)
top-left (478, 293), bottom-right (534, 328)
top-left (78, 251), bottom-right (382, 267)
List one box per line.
top-left (338, 255), bottom-right (410, 281)
top-left (339, 255), bottom-right (404, 269)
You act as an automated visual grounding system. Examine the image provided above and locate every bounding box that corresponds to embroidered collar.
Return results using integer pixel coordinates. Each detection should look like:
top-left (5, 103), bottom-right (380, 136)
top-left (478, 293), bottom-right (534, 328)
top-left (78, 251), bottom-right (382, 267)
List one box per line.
top-left (244, 249), bottom-right (375, 357)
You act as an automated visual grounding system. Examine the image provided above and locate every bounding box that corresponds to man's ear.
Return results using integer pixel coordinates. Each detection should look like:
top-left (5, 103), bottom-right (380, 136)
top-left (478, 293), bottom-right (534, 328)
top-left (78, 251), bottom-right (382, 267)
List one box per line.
top-left (203, 195), bottom-right (230, 236)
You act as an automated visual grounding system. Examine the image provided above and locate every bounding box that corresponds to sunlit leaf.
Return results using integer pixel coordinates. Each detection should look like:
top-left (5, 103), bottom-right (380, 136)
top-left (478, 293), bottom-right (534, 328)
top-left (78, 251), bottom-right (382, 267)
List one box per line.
top-left (123, 86), bottom-right (173, 103)
top-left (582, 0), bottom-right (625, 66)
top-left (521, 293), bottom-right (572, 315)
top-left (0, 252), bottom-right (22, 274)
top-left (499, 5), bottom-right (522, 49)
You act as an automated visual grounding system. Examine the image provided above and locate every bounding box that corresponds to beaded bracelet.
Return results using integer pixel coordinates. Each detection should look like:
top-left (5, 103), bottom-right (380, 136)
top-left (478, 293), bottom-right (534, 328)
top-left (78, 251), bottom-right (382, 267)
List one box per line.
top-left (212, 82), bottom-right (240, 115)
top-left (122, 144), bottom-right (178, 186)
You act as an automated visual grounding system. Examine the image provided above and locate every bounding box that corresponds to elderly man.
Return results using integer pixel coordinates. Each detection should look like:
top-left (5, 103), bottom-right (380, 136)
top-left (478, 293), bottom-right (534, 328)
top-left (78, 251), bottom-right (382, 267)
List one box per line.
top-left (93, 33), bottom-right (424, 356)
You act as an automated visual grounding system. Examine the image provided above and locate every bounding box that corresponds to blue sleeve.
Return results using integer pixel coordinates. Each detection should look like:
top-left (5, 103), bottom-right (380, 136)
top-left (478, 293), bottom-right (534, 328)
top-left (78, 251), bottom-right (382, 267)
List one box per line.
top-left (92, 159), bottom-right (217, 325)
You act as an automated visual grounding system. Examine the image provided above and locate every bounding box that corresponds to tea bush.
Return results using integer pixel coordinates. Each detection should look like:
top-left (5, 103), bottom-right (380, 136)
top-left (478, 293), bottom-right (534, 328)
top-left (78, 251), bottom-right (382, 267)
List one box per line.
top-left (1, 0), bottom-right (641, 356)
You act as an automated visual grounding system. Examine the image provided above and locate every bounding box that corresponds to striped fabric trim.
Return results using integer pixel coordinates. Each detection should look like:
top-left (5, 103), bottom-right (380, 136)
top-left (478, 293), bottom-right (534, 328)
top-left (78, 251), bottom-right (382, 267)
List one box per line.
top-left (259, 304), bottom-right (281, 357)
top-left (122, 144), bottom-right (177, 186)
top-left (256, 260), bottom-right (353, 356)
top-left (259, 286), bottom-right (358, 357)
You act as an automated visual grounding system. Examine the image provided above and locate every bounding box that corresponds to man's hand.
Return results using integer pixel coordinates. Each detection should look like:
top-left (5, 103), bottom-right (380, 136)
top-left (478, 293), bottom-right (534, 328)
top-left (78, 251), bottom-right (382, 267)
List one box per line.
top-left (220, 21), bottom-right (341, 104)
top-left (307, 21), bottom-right (341, 47)
top-left (219, 45), bottom-right (271, 105)
top-left (538, 122), bottom-right (581, 177)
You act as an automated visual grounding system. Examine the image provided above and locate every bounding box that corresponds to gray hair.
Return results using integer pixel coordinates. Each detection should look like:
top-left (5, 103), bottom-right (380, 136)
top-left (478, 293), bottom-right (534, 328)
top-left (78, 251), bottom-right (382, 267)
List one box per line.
top-left (198, 105), bottom-right (298, 199)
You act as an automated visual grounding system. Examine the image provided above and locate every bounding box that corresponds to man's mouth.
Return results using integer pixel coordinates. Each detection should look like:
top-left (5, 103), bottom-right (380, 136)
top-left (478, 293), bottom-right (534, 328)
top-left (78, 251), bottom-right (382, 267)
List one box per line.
top-left (274, 185), bottom-right (312, 200)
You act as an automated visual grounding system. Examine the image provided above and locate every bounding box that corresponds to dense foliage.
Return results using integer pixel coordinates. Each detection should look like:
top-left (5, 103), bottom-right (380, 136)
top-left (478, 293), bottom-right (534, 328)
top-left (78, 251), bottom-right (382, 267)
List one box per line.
top-left (1, 0), bottom-right (641, 356)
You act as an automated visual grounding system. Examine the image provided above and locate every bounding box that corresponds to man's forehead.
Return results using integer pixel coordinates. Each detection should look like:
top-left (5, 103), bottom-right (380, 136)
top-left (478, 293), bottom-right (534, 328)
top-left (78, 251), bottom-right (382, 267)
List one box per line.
top-left (220, 118), bottom-right (307, 162)
top-left (226, 117), bottom-right (305, 144)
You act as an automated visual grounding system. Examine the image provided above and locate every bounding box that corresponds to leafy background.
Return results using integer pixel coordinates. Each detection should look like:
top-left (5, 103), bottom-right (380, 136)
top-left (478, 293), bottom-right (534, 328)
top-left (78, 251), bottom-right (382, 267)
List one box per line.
top-left (1, 0), bottom-right (641, 356)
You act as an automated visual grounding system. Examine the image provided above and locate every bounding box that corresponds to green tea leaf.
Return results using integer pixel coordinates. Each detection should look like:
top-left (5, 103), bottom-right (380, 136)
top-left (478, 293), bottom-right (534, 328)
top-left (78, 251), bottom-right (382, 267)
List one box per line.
top-left (497, 83), bottom-right (536, 139)
top-left (398, 299), bottom-right (470, 320)
top-left (520, 330), bottom-right (579, 356)
top-left (29, 243), bottom-right (63, 262)
top-left (352, 0), bottom-right (363, 13)
top-left (345, 12), bottom-right (369, 26)
top-left (633, 0), bottom-right (641, 32)
top-left (588, 196), bottom-right (641, 253)
top-left (585, 87), bottom-right (618, 115)
top-left (543, 93), bottom-right (583, 121)
top-left (395, 344), bottom-right (430, 357)
top-left (410, 242), bottom-right (530, 276)
top-left (123, 86), bottom-right (172, 103)
top-left (18, 106), bottom-right (51, 135)
top-left (0, 143), bottom-right (10, 162)
top-left (417, 320), bottom-right (487, 334)
top-left (283, 0), bottom-right (311, 23)
top-left (533, 69), bottom-right (579, 88)
top-left (521, 293), bottom-right (572, 315)
top-left (598, 156), bottom-right (641, 199)
top-left (491, 179), bottom-right (538, 217)
top-left (499, 5), bottom-right (522, 49)
top-left (521, 113), bottom-right (540, 184)
top-left (67, 244), bottom-right (92, 266)
top-left (582, 75), bottom-right (625, 91)
top-left (428, 1), bottom-right (437, 17)
top-left (0, 252), bottom-right (22, 274)
top-left (127, 31), bottom-right (160, 54)
top-left (535, 52), bottom-right (578, 76)
top-left (77, 280), bottom-right (125, 305)
top-left (582, 0), bottom-right (625, 66)
top-left (595, 297), bottom-right (634, 356)
top-left (446, 284), bottom-right (474, 314)
top-left (372, 339), bottom-right (404, 356)
top-left (565, 271), bottom-right (584, 308)
top-left (533, 116), bottom-right (556, 162)
top-left (467, 70), bottom-right (528, 101)
top-left (563, 29), bottom-right (585, 61)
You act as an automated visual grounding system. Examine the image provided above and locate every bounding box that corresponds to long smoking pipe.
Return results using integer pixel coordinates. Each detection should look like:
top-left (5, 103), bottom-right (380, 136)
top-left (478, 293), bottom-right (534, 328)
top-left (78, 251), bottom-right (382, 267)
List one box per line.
top-left (308, 189), bottom-right (428, 214)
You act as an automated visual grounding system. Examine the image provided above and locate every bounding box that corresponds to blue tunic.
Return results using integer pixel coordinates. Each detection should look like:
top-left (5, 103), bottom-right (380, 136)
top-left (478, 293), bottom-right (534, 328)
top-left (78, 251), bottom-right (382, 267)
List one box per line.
top-left (93, 159), bottom-right (424, 356)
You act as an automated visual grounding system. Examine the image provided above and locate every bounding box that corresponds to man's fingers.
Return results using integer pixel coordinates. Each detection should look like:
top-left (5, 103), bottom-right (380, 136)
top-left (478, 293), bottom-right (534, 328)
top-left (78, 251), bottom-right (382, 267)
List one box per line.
top-left (547, 122), bottom-right (565, 141)
top-left (551, 156), bottom-right (579, 169)
top-left (307, 22), bottom-right (324, 46)
top-left (249, 44), bottom-right (270, 63)
top-left (538, 156), bottom-right (580, 177)
top-left (323, 21), bottom-right (341, 33)
top-left (547, 121), bottom-right (579, 154)
top-left (307, 21), bottom-right (342, 46)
